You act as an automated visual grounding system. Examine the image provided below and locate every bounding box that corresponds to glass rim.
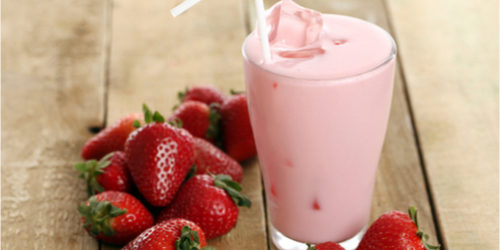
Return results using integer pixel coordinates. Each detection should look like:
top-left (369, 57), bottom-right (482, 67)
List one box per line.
top-left (241, 21), bottom-right (397, 82)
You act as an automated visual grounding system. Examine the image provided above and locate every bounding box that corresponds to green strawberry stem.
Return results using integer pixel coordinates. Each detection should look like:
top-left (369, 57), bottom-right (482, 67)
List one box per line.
top-left (184, 165), bottom-right (197, 182)
top-left (168, 118), bottom-right (183, 128)
top-left (175, 226), bottom-right (200, 250)
top-left (133, 120), bottom-right (141, 128)
top-left (140, 104), bottom-right (165, 126)
top-left (74, 153), bottom-right (114, 195)
top-left (78, 196), bottom-right (127, 237)
top-left (175, 226), bottom-right (216, 250)
top-left (212, 174), bottom-right (251, 208)
top-left (206, 103), bottom-right (221, 143)
top-left (408, 206), bottom-right (440, 250)
top-left (178, 87), bottom-right (188, 103)
top-left (173, 87), bottom-right (189, 111)
top-left (305, 243), bottom-right (317, 250)
top-left (229, 89), bottom-right (244, 95)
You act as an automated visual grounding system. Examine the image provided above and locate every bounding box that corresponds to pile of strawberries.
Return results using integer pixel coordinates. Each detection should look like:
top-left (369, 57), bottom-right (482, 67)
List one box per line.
top-left (75, 86), bottom-right (256, 249)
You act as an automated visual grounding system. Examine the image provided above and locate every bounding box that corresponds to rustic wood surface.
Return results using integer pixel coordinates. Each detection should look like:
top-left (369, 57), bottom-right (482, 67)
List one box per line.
top-left (386, 0), bottom-right (499, 248)
top-left (1, 0), bottom-right (497, 249)
top-left (1, 0), bottom-right (109, 249)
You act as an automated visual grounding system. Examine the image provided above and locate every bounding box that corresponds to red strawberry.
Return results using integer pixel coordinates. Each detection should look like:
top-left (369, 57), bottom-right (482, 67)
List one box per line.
top-left (357, 207), bottom-right (440, 250)
top-left (220, 93), bottom-right (257, 162)
top-left (157, 174), bottom-right (251, 239)
top-left (78, 191), bottom-right (154, 245)
top-left (307, 242), bottom-right (344, 250)
top-left (125, 120), bottom-right (195, 207)
top-left (169, 101), bottom-right (221, 142)
top-left (193, 137), bottom-right (243, 182)
top-left (179, 85), bottom-right (226, 106)
top-left (123, 218), bottom-right (211, 250)
top-left (74, 151), bottom-right (132, 195)
top-left (81, 113), bottom-right (142, 160)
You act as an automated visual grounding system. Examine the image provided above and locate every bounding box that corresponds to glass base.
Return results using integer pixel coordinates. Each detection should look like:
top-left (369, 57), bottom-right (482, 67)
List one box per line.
top-left (270, 224), bottom-right (366, 250)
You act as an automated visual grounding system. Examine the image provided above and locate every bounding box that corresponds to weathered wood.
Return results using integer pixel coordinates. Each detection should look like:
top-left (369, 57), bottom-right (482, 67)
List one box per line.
top-left (386, 0), bottom-right (499, 248)
top-left (102, 0), bottom-right (267, 249)
top-left (4, 0), bottom-right (492, 248)
top-left (246, 1), bottom-right (438, 249)
top-left (1, 0), bottom-right (109, 249)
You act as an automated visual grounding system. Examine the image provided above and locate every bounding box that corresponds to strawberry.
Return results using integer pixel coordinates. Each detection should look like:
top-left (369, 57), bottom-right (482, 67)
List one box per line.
top-left (220, 93), bottom-right (256, 162)
top-left (178, 85), bottom-right (226, 106)
top-left (307, 242), bottom-right (344, 250)
top-left (193, 137), bottom-right (243, 182)
top-left (74, 151), bottom-right (132, 195)
top-left (169, 101), bottom-right (221, 142)
top-left (123, 218), bottom-right (213, 250)
top-left (125, 105), bottom-right (195, 207)
top-left (157, 174), bottom-right (251, 239)
top-left (357, 207), bottom-right (440, 250)
top-left (81, 113), bottom-right (142, 160)
top-left (78, 191), bottom-right (154, 245)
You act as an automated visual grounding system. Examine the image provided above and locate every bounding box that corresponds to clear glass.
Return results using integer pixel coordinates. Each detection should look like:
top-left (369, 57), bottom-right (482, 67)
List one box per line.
top-left (242, 17), bottom-right (397, 250)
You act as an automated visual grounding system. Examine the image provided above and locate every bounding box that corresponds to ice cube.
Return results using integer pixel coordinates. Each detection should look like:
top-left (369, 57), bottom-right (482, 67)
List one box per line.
top-left (278, 47), bottom-right (325, 59)
top-left (266, 0), bottom-right (324, 49)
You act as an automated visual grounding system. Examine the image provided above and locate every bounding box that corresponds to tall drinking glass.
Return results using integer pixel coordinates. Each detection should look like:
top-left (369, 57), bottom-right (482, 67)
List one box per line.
top-left (242, 2), bottom-right (396, 249)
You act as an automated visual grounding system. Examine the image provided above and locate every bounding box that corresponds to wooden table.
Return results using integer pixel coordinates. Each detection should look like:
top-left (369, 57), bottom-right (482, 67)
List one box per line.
top-left (2, 0), bottom-right (498, 249)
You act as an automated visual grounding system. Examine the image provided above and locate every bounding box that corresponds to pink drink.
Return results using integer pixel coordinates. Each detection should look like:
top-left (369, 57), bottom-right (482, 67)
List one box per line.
top-left (243, 0), bottom-right (396, 247)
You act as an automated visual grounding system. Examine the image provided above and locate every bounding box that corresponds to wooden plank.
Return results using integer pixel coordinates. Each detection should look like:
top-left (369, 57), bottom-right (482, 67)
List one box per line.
top-left (102, 0), bottom-right (268, 249)
top-left (385, 0), bottom-right (498, 248)
top-left (1, 0), bottom-right (110, 249)
top-left (245, 1), bottom-right (438, 249)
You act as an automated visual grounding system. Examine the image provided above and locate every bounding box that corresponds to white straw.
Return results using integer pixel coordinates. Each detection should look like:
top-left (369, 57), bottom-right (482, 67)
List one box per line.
top-left (254, 0), bottom-right (271, 63)
top-left (170, 0), bottom-right (201, 17)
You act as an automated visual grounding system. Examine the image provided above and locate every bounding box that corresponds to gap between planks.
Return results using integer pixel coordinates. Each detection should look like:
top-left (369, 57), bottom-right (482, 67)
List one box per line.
top-left (380, 0), bottom-right (444, 246)
top-left (98, 0), bottom-right (113, 247)
top-left (385, 0), bottom-right (498, 248)
top-left (101, 0), bottom-right (114, 129)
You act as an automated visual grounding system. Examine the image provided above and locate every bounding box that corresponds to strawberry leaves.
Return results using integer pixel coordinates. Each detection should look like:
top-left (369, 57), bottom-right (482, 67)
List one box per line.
top-left (178, 87), bottom-right (188, 103)
top-left (175, 226), bottom-right (201, 250)
top-left (169, 118), bottom-right (184, 128)
top-left (74, 153), bottom-right (113, 195)
top-left (143, 104), bottom-right (165, 124)
top-left (78, 196), bottom-right (127, 237)
top-left (229, 89), bottom-right (244, 95)
top-left (175, 226), bottom-right (215, 250)
top-left (212, 174), bottom-right (251, 208)
top-left (306, 244), bottom-right (317, 250)
top-left (408, 206), bottom-right (440, 250)
top-left (133, 120), bottom-right (141, 128)
top-left (206, 103), bottom-right (221, 143)
top-left (134, 104), bottom-right (166, 128)
top-left (184, 165), bottom-right (197, 182)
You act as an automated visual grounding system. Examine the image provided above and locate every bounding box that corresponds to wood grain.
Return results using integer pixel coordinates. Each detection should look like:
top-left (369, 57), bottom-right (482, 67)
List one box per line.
top-left (1, 0), bottom-right (110, 249)
top-left (247, 1), bottom-right (438, 249)
top-left (386, 0), bottom-right (499, 248)
top-left (101, 0), bottom-right (267, 249)
top-left (3, 0), bottom-right (491, 248)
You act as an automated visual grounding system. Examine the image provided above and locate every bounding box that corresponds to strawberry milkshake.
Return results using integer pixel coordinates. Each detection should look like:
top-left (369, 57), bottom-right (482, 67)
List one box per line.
top-left (242, 0), bottom-right (396, 248)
